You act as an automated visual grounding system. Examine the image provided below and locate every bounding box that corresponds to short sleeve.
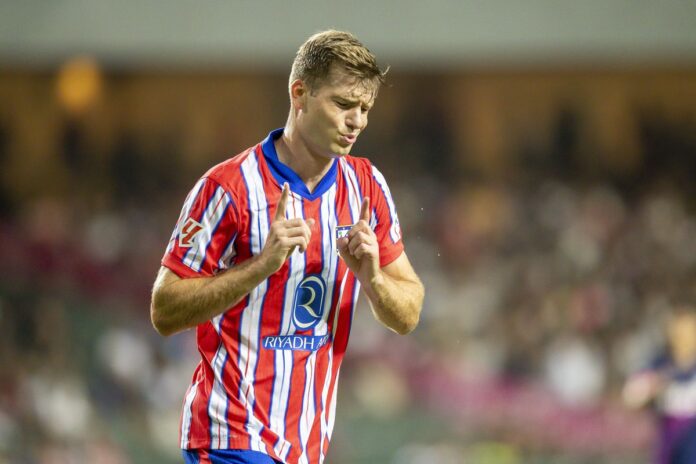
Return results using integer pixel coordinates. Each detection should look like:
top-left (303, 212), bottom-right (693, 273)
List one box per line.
top-left (161, 177), bottom-right (239, 278)
top-left (369, 164), bottom-right (404, 267)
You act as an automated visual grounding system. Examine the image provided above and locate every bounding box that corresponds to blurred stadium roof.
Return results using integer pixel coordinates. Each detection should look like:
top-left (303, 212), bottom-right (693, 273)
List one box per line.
top-left (1, 0), bottom-right (696, 70)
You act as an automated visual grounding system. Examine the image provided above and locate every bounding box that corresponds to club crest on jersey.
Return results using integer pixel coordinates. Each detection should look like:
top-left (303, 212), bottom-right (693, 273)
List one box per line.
top-left (335, 225), bottom-right (353, 253)
top-left (292, 275), bottom-right (326, 331)
top-left (179, 218), bottom-right (204, 248)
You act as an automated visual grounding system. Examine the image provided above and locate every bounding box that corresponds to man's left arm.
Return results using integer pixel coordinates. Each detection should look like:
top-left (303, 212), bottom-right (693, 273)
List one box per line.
top-left (363, 252), bottom-right (424, 334)
top-left (337, 197), bottom-right (424, 334)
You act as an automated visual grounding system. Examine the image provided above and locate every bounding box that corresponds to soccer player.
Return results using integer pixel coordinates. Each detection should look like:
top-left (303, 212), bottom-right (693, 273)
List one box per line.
top-left (623, 305), bottom-right (696, 464)
top-left (150, 30), bottom-right (424, 464)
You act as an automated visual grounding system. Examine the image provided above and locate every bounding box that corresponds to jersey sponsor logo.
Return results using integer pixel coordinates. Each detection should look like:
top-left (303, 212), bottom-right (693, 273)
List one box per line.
top-left (262, 334), bottom-right (329, 352)
top-left (292, 275), bottom-right (326, 330)
top-left (179, 218), bottom-right (204, 248)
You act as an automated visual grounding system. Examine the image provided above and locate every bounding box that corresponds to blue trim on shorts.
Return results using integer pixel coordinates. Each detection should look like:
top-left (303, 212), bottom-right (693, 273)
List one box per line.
top-left (182, 450), bottom-right (200, 464)
top-left (182, 449), bottom-right (282, 464)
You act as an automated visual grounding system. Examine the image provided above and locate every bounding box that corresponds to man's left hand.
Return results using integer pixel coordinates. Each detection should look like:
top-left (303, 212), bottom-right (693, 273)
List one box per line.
top-left (337, 197), bottom-right (380, 283)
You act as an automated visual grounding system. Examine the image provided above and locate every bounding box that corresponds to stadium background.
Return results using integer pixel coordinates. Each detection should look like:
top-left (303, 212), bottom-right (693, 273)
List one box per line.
top-left (1, 1), bottom-right (696, 462)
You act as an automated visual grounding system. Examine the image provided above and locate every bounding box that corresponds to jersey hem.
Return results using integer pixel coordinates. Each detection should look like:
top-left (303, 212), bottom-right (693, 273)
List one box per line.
top-left (181, 439), bottom-right (283, 462)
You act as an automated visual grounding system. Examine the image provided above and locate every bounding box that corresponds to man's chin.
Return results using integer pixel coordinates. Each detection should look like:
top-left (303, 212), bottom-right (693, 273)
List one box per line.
top-left (331, 144), bottom-right (352, 157)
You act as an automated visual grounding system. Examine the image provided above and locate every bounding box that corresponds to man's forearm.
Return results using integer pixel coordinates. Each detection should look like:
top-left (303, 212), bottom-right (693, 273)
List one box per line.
top-left (362, 271), bottom-right (424, 335)
top-left (150, 256), bottom-right (273, 336)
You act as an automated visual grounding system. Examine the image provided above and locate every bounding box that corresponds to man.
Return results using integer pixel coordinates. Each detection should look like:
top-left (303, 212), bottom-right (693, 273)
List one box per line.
top-left (150, 30), bottom-right (424, 464)
top-left (623, 305), bottom-right (696, 464)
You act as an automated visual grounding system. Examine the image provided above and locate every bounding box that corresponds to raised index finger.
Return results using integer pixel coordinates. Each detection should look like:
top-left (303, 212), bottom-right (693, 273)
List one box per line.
top-left (359, 196), bottom-right (370, 223)
top-left (274, 183), bottom-right (290, 222)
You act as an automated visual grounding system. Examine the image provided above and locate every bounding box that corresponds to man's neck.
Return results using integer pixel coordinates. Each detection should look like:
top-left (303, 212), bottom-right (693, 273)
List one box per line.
top-left (274, 127), bottom-right (335, 194)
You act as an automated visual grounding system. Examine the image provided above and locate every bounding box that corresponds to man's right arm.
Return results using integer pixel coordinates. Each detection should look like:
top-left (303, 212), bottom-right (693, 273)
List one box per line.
top-left (151, 183), bottom-right (313, 336)
top-left (151, 255), bottom-right (271, 336)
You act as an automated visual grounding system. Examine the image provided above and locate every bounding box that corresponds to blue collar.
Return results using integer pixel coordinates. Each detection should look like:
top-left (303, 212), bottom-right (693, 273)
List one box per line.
top-left (260, 128), bottom-right (338, 201)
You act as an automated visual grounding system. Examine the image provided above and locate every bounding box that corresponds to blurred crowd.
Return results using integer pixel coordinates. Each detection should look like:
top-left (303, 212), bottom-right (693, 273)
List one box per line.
top-left (1, 69), bottom-right (695, 463)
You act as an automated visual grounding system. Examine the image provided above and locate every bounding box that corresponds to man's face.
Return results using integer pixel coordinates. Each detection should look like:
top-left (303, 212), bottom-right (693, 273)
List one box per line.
top-left (293, 66), bottom-right (376, 159)
top-left (668, 312), bottom-right (696, 358)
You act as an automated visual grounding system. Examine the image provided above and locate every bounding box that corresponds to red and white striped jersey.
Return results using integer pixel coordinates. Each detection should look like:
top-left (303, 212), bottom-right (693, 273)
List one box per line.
top-left (161, 129), bottom-right (404, 464)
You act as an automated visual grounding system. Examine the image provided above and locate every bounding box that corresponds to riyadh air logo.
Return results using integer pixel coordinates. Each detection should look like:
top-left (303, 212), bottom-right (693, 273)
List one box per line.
top-left (292, 275), bottom-right (326, 331)
top-left (179, 218), bottom-right (203, 248)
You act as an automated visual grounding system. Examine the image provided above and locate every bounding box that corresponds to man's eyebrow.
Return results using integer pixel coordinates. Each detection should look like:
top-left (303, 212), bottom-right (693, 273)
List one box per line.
top-left (335, 95), bottom-right (374, 107)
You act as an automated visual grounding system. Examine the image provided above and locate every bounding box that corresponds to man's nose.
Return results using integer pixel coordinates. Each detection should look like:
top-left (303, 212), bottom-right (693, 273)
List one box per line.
top-left (346, 108), bottom-right (365, 131)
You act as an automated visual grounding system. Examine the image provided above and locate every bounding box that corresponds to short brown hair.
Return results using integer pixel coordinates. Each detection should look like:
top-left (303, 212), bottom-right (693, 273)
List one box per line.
top-left (290, 30), bottom-right (387, 93)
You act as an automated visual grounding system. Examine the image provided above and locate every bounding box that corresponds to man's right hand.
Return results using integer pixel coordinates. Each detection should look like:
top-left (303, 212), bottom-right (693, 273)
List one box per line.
top-left (260, 183), bottom-right (315, 274)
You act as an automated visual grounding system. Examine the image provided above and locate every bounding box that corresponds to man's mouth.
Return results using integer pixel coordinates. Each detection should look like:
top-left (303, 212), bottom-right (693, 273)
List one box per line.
top-left (339, 133), bottom-right (357, 145)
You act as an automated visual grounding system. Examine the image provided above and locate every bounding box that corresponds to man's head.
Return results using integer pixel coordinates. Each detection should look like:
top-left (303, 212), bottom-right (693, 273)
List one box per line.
top-left (667, 305), bottom-right (696, 367)
top-left (287, 30), bottom-right (388, 158)
top-left (290, 30), bottom-right (387, 96)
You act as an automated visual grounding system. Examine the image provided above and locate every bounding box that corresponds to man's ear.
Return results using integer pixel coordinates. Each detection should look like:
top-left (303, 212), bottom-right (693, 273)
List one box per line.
top-left (290, 79), bottom-right (308, 111)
